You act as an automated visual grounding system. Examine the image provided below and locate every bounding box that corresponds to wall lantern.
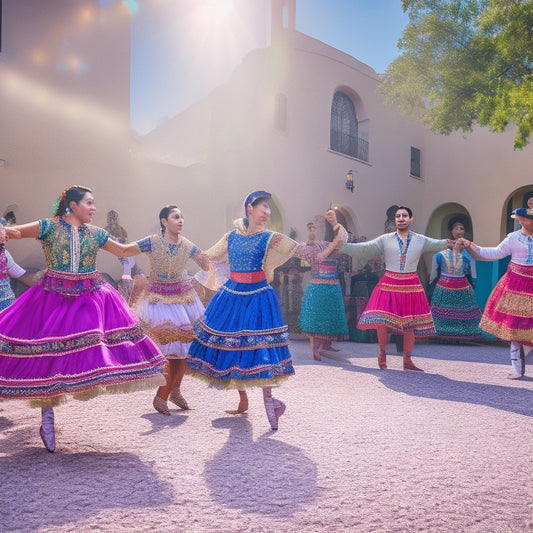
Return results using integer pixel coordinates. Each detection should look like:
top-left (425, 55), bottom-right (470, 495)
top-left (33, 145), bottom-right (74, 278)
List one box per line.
top-left (345, 170), bottom-right (354, 193)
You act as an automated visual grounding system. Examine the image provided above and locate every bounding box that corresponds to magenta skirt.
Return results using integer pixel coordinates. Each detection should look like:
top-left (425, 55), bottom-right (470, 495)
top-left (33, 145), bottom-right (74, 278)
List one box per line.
top-left (480, 262), bottom-right (533, 346)
top-left (0, 270), bottom-right (166, 407)
top-left (358, 271), bottom-right (436, 336)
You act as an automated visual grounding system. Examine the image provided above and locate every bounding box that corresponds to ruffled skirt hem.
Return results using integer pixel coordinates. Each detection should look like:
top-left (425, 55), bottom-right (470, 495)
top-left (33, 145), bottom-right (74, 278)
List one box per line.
top-left (187, 369), bottom-right (291, 390)
top-left (27, 374), bottom-right (165, 408)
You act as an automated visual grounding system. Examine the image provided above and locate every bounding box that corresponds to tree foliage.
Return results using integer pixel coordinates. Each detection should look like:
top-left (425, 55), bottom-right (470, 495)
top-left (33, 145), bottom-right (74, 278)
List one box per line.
top-left (380, 0), bottom-right (533, 149)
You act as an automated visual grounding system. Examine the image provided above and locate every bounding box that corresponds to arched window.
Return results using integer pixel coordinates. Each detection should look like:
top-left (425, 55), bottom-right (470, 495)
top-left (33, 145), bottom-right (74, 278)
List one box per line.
top-left (330, 92), bottom-right (368, 161)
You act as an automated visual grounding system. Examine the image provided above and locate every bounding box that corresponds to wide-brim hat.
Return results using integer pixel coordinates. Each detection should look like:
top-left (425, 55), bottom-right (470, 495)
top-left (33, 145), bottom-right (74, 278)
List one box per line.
top-left (244, 190), bottom-right (271, 208)
top-left (511, 208), bottom-right (533, 220)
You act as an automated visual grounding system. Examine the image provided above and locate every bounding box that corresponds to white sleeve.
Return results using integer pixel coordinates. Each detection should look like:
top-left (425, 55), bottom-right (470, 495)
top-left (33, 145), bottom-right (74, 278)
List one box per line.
top-left (470, 258), bottom-right (477, 279)
top-left (5, 251), bottom-right (26, 278)
top-left (429, 255), bottom-right (439, 284)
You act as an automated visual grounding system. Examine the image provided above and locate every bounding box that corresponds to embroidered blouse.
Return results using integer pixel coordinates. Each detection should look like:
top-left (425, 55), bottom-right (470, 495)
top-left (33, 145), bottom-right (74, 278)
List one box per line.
top-left (472, 230), bottom-right (533, 265)
top-left (204, 219), bottom-right (299, 282)
top-left (429, 249), bottom-right (476, 283)
top-left (137, 234), bottom-right (205, 282)
top-left (38, 217), bottom-right (109, 273)
top-left (340, 231), bottom-right (448, 273)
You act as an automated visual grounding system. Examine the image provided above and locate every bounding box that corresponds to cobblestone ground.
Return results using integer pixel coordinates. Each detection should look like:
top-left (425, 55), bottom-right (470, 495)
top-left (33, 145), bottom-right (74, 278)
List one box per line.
top-left (0, 340), bottom-right (532, 533)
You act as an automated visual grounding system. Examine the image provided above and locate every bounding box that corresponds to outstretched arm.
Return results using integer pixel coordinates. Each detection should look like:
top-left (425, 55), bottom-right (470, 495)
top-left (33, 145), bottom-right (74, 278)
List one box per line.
top-left (4, 221), bottom-right (40, 240)
top-left (101, 239), bottom-right (142, 258)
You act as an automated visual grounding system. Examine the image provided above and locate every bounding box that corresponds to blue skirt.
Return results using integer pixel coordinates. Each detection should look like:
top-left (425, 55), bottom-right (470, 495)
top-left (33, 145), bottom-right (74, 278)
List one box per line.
top-left (187, 279), bottom-right (295, 389)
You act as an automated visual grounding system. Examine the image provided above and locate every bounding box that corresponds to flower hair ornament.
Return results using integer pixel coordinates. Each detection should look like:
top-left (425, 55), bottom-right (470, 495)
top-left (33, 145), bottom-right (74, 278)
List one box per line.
top-left (51, 189), bottom-right (68, 217)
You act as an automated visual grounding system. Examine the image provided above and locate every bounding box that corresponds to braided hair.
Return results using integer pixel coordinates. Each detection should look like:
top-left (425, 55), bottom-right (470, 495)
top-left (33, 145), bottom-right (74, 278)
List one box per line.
top-left (52, 186), bottom-right (93, 217)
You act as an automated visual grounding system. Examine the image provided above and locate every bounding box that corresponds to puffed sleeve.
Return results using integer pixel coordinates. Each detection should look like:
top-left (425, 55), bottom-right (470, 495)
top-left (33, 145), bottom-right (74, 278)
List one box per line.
top-left (5, 251), bottom-right (26, 278)
top-left (203, 233), bottom-right (230, 262)
top-left (263, 233), bottom-right (300, 282)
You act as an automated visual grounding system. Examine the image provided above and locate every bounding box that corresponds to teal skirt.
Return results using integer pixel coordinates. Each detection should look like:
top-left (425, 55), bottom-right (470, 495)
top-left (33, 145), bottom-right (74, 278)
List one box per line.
top-left (298, 280), bottom-right (349, 340)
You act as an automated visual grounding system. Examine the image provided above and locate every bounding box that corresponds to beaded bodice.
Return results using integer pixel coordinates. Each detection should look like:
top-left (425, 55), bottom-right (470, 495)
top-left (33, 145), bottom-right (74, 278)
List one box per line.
top-left (437, 249), bottom-right (471, 277)
top-left (228, 230), bottom-right (272, 273)
top-left (39, 217), bottom-right (109, 273)
top-left (0, 251), bottom-right (7, 281)
top-left (137, 234), bottom-right (198, 281)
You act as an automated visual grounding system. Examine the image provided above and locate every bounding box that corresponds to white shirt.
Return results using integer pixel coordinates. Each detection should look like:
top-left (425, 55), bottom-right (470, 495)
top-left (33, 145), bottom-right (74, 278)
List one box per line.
top-left (474, 230), bottom-right (533, 265)
top-left (341, 231), bottom-right (448, 273)
top-left (5, 251), bottom-right (26, 278)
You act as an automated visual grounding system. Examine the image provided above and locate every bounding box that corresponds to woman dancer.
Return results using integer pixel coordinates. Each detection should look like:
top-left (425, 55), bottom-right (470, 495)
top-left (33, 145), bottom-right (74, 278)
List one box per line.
top-left (340, 206), bottom-right (453, 371)
top-left (298, 213), bottom-right (349, 361)
top-left (459, 207), bottom-right (533, 379)
top-left (429, 217), bottom-right (482, 340)
top-left (0, 249), bottom-right (37, 310)
top-left (187, 191), bottom-right (299, 430)
top-left (131, 205), bottom-right (214, 415)
top-left (0, 186), bottom-right (166, 452)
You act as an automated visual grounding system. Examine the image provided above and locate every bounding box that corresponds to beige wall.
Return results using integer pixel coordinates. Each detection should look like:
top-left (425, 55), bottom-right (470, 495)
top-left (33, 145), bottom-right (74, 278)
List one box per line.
top-left (1, 0), bottom-right (532, 281)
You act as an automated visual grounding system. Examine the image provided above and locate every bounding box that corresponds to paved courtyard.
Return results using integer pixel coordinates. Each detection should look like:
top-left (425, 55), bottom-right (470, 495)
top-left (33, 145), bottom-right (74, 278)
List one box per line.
top-left (0, 340), bottom-right (531, 533)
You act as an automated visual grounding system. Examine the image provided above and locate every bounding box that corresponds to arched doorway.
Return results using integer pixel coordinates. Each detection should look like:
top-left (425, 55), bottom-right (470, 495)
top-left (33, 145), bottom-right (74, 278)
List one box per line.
top-left (502, 184), bottom-right (533, 237)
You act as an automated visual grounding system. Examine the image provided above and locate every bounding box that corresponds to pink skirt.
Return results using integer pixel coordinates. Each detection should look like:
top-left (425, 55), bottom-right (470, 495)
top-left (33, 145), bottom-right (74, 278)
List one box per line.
top-left (480, 261), bottom-right (533, 345)
top-left (358, 271), bottom-right (435, 336)
top-left (0, 270), bottom-right (166, 407)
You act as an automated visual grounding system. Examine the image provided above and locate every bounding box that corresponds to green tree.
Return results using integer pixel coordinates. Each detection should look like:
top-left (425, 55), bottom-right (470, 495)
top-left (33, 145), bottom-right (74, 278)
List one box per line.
top-left (380, 0), bottom-right (533, 149)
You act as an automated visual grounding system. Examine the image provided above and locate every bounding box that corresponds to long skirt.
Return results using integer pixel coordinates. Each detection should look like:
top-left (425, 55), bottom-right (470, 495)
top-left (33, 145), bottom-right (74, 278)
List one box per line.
top-left (133, 281), bottom-right (205, 359)
top-left (358, 271), bottom-right (435, 336)
top-left (480, 261), bottom-right (533, 346)
top-left (0, 270), bottom-right (166, 407)
top-left (298, 279), bottom-right (349, 341)
top-left (187, 278), bottom-right (295, 389)
top-left (430, 275), bottom-right (482, 339)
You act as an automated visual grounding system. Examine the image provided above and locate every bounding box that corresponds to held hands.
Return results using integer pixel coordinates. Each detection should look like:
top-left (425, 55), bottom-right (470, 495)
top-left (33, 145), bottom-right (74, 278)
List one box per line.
top-left (334, 224), bottom-right (349, 242)
top-left (454, 237), bottom-right (471, 251)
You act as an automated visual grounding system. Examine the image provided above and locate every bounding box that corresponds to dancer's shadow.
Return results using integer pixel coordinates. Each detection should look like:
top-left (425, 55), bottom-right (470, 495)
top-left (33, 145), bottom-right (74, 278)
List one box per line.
top-left (204, 417), bottom-right (321, 517)
top-left (343, 364), bottom-right (533, 417)
top-left (0, 427), bottom-right (174, 532)
top-left (140, 411), bottom-right (189, 436)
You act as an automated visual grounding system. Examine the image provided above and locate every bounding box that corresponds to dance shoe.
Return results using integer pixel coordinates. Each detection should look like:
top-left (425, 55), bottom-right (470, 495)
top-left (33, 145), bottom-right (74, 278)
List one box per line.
top-left (264, 397), bottom-right (286, 430)
top-left (378, 351), bottom-right (387, 369)
top-left (274, 399), bottom-right (286, 422)
top-left (169, 389), bottom-right (189, 410)
top-left (403, 355), bottom-right (424, 372)
top-left (153, 395), bottom-right (171, 415)
top-left (40, 407), bottom-right (55, 452)
top-left (264, 397), bottom-right (278, 430)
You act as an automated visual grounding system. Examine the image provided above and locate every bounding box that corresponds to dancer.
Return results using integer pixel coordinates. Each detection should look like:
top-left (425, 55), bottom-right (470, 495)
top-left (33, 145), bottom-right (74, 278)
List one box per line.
top-left (0, 186), bottom-right (166, 452)
top-left (131, 205), bottom-right (214, 415)
top-left (0, 248), bottom-right (37, 311)
top-left (340, 206), bottom-right (453, 371)
top-left (187, 191), bottom-right (298, 430)
top-left (458, 207), bottom-right (533, 379)
top-left (297, 215), bottom-right (349, 361)
top-left (429, 217), bottom-right (482, 340)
